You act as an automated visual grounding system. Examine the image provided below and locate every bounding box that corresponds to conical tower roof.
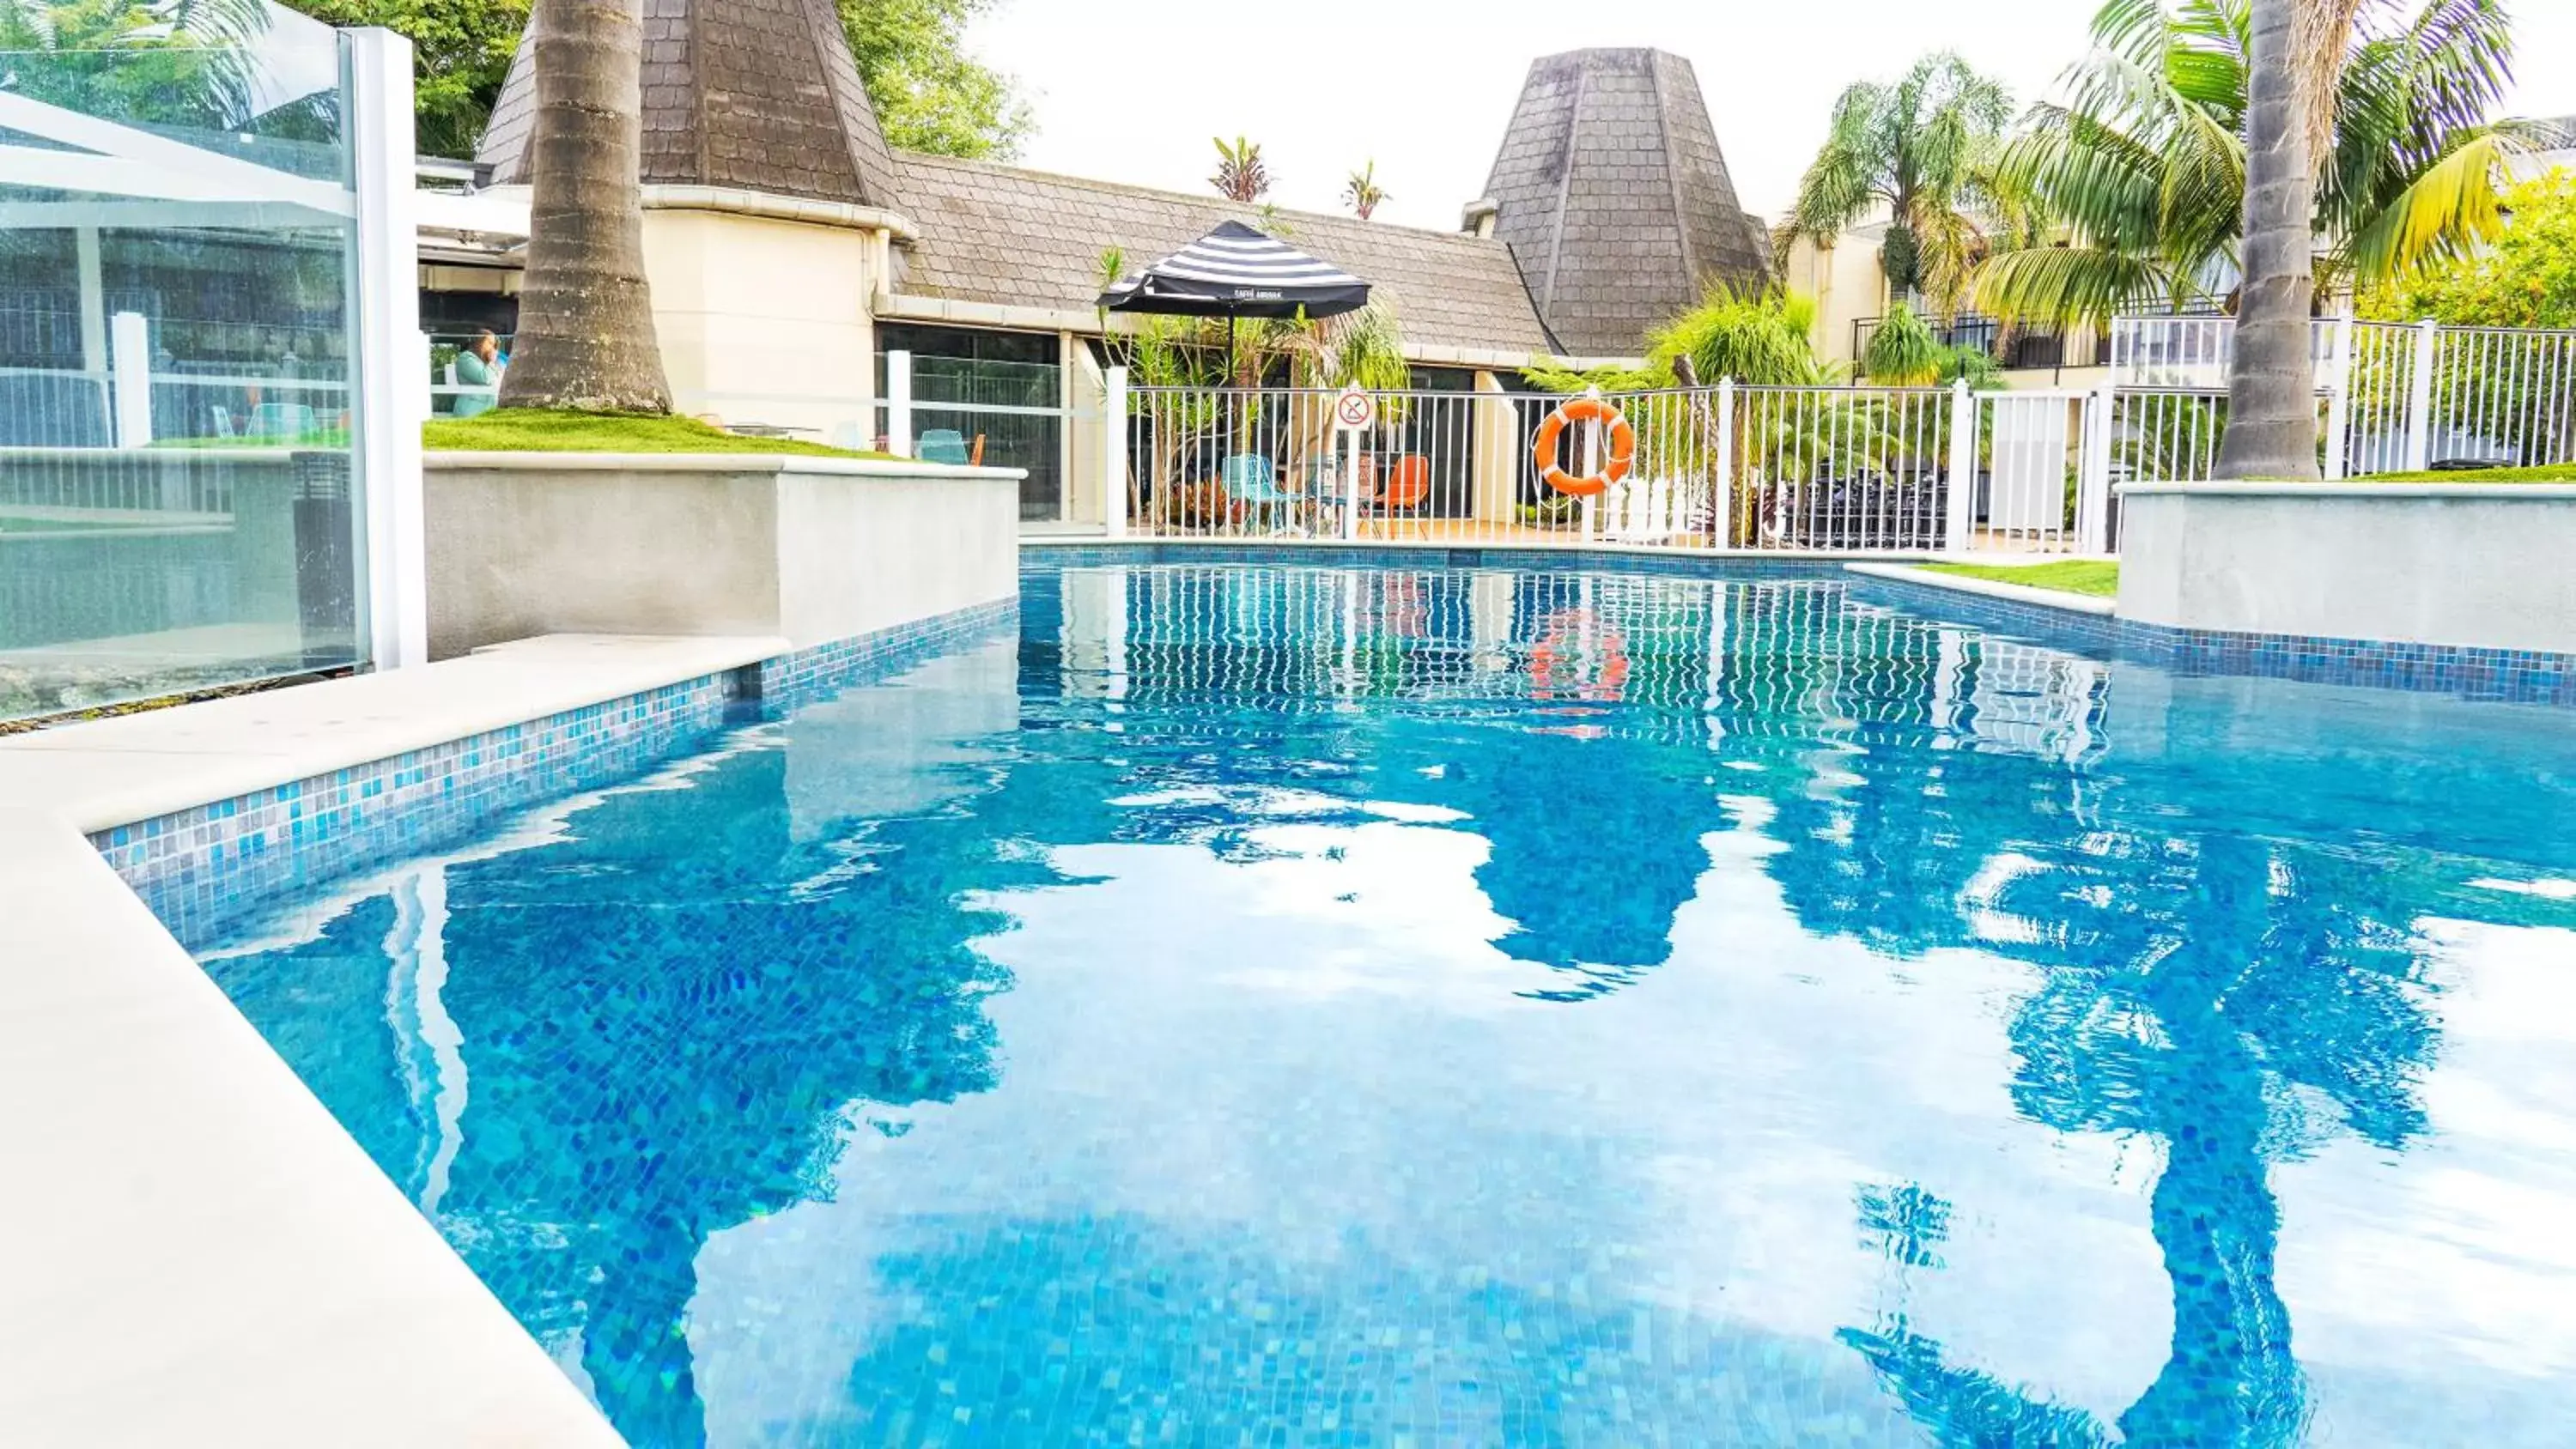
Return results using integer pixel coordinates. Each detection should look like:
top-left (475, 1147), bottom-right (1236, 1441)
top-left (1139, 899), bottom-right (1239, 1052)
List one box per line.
top-left (1481, 48), bottom-right (1769, 357)
top-left (477, 0), bottom-right (902, 210)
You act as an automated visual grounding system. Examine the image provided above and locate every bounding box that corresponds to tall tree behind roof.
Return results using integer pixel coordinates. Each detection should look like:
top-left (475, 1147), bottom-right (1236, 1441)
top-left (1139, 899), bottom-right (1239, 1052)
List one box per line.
top-left (835, 0), bottom-right (1030, 160)
top-left (280, 0), bottom-right (529, 159)
top-left (1775, 52), bottom-right (2018, 319)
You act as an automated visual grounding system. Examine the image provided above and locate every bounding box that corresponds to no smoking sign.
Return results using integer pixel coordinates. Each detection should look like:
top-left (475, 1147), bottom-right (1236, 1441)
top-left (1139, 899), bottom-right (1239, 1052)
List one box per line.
top-left (1334, 386), bottom-right (1376, 432)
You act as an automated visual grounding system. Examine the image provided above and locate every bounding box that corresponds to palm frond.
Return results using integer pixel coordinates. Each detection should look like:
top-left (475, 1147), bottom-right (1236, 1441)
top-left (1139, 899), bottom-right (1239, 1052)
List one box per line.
top-left (1975, 244), bottom-right (2175, 326)
top-left (2341, 127), bottom-right (2514, 282)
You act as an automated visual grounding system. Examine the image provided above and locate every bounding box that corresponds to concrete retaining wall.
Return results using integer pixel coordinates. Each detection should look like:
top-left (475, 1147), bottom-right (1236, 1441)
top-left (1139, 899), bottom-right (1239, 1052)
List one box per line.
top-left (2117, 482), bottom-right (2576, 653)
top-left (424, 452), bottom-right (1022, 660)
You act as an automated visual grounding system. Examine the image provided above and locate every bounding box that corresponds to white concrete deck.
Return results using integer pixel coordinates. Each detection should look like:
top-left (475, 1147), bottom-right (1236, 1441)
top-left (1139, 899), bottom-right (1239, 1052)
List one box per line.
top-left (0, 634), bottom-right (787, 1447)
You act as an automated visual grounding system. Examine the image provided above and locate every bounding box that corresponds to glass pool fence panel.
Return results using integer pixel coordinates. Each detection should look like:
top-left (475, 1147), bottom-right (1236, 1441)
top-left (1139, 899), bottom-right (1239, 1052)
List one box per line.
top-left (0, 28), bottom-right (375, 724)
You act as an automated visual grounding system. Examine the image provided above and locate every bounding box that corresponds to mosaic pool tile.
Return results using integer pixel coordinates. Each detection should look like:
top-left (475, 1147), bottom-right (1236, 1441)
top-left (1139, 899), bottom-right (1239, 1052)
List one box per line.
top-left (97, 598), bottom-right (1020, 950)
top-left (191, 561), bottom-right (2576, 1447)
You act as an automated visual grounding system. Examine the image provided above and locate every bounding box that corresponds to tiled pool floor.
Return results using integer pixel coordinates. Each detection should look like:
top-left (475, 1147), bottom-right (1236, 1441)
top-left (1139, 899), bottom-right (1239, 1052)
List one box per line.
top-left (201, 564), bottom-right (2576, 1446)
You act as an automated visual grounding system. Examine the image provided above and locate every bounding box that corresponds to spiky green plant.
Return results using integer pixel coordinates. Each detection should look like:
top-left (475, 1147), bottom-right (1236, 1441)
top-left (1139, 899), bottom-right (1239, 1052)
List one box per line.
top-left (1862, 304), bottom-right (1950, 385)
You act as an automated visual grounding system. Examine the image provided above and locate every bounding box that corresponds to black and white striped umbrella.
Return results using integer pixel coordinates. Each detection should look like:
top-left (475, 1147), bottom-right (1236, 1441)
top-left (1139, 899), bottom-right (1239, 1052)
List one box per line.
top-left (1098, 220), bottom-right (1370, 320)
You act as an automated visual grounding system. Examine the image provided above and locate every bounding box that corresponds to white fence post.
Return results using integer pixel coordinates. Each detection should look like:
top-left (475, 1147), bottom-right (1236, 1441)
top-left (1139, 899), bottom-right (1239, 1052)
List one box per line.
top-left (1944, 379), bottom-right (1977, 553)
top-left (346, 27), bottom-right (427, 670)
top-left (2403, 318), bottom-right (2439, 472)
top-left (1713, 377), bottom-right (1736, 547)
top-left (2080, 385), bottom-right (2116, 554)
top-left (2322, 308), bottom-right (2354, 481)
top-left (886, 349), bottom-right (914, 458)
top-left (109, 311), bottom-right (153, 449)
top-left (1577, 385), bottom-right (1601, 542)
top-left (1102, 365), bottom-right (1127, 538)
top-left (1340, 427), bottom-right (1361, 542)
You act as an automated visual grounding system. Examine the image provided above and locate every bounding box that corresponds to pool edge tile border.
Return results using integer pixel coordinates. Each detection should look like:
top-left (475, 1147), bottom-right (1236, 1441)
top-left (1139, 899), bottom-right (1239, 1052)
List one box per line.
top-left (1839, 563), bottom-right (2575, 706)
top-left (101, 597), bottom-right (1023, 953)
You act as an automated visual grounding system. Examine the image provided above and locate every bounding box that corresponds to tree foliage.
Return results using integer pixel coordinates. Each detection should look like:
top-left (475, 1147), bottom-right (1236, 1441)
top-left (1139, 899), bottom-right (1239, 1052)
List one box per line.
top-left (280, 0), bottom-right (527, 158)
top-left (1978, 0), bottom-right (2524, 327)
top-left (0, 0), bottom-right (271, 126)
top-left (1523, 286), bottom-right (1839, 392)
top-left (1777, 52), bottom-right (2020, 318)
top-left (270, 0), bottom-right (1032, 161)
top-left (2362, 172), bottom-right (2576, 328)
top-left (837, 0), bottom-right (1030, 160)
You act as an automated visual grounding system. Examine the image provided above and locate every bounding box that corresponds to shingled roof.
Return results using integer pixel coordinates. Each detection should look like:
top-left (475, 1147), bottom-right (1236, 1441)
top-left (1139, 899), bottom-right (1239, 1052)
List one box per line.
top-left (1481, 48), bottom-right (1770, 357)
top-left (892, 153), bottom-right (1559, 358)
top-left (477, 0), bottom-right (902, 209)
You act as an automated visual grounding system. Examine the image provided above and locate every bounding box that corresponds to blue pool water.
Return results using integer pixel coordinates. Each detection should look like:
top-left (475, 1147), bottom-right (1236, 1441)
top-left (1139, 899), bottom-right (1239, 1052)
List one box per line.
top-left (204, 563), bottom-right (2576, 1447)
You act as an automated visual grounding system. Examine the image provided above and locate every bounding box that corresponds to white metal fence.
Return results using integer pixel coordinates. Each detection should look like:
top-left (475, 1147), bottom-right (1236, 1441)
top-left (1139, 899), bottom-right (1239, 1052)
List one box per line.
top-left (1111, 379), bottom-right (2116, 555)
top-left (2113, 314), bottom-right (2576, 477)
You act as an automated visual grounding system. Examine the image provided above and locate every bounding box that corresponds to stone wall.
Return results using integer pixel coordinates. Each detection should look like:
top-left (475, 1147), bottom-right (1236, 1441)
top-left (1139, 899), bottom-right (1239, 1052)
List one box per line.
top-left (2117, 482), bottom-right (2576, 654)
top-left (423, 453), bottom-right (1021, 660)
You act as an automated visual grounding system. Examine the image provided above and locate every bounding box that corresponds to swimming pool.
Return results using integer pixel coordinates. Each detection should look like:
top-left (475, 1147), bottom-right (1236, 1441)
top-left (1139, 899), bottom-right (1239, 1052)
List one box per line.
top-left (204, 561), bottom-right (2576, 1447)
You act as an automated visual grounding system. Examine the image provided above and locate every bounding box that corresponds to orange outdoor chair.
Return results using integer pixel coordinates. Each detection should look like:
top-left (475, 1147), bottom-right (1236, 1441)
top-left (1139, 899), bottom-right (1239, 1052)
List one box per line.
top-left (1373, 455), bottom-right (1430, 513)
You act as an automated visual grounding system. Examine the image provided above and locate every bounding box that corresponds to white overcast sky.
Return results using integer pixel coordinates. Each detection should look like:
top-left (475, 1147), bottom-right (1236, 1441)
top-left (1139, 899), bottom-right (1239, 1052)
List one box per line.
top-left (967, 0), bottom-right (2576, 233)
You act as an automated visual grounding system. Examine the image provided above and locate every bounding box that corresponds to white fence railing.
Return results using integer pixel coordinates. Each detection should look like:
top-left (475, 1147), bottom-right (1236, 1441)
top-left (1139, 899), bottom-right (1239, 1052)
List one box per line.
top-left (1110, 379), bottom-right (2116, 555)
top-left (2115, 315), bottom-right (2576, 475)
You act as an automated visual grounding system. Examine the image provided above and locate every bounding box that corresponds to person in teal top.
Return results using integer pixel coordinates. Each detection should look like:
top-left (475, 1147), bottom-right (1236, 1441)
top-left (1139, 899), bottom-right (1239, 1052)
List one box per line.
top-left (453, 330), bottom-right (503, 417)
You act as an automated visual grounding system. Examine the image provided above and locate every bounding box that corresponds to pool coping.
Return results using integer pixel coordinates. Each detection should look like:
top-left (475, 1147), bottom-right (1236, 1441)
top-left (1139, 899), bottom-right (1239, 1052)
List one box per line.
top-left (0, 636), bottom-right (775, 1446)
top-left (0, 601), bottom-right (1020, 1446)
top-left (1841, 562), bottom-right (2118, 617)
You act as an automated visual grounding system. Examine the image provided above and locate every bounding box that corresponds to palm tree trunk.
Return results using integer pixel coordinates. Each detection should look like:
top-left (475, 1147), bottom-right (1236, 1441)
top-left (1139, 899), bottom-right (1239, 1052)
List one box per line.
top-left (2215, 0), bottom-right (2319, 480)
top-left (499, 0), bottom-right (672, 415)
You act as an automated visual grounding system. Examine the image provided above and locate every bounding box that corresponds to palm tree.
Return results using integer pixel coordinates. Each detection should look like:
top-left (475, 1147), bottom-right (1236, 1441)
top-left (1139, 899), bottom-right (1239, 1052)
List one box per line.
top-left (1343, 161), bottom-right (1388, 221)
top-left (2217, 0), bottom-right (2352, 479)
top-left (499, 0), bottom-right (672, 415)
top-left (1976, 0), bottom-right (2522, 328)
top-left (1210, 136), bottom-right (1270, 203)
top-left (1777, 53), bottom-right (2018, 318)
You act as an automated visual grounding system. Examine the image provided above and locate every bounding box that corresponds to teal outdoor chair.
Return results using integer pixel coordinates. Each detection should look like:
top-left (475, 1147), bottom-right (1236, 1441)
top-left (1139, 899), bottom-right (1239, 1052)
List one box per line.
top-left (1221, 455), bottom-right (1298, 534)
top-left (919, 429), bottom-right (971, 465)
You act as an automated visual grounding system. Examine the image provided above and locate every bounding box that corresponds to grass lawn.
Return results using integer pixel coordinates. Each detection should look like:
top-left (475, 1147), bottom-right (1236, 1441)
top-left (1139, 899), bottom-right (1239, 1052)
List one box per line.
top-left (1921, 559), bottom-right (2121, 597)
top-left (2362, 463), bottom-right (2575, 483)
top-left (423, 409), bottom-right (893, 459)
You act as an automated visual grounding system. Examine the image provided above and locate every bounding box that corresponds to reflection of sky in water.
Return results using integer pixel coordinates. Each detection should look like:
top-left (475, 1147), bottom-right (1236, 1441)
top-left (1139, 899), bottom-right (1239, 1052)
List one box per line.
top-left (204, 566), bottom-right (2576, 1447)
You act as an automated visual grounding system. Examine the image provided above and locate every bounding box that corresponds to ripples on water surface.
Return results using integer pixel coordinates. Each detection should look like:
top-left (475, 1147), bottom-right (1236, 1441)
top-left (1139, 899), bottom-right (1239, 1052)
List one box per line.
top-left (206, 564), bottom-right (2576, 1447)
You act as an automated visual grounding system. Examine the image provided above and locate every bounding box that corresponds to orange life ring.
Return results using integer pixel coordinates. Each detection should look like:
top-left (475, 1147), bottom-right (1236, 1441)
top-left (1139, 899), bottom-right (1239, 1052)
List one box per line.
top-left (1532, 397), bottom-right (1637, 497)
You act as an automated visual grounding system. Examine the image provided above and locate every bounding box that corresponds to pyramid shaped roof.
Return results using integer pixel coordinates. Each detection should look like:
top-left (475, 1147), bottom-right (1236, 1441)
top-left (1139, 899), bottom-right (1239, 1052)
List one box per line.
top-left (477, 0), bottom-right (902, 210)
top-left (1481, 48), bottom-right (1770, 356)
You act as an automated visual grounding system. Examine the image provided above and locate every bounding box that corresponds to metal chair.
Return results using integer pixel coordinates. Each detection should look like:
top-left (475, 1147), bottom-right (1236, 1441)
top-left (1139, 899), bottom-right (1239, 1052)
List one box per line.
top-left (1221, 455), bottom-right (1299, 534)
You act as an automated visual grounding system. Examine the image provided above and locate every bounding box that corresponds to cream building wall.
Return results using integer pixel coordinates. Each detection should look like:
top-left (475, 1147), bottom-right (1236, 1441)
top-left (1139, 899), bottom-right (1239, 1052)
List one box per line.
top-left (1780, 221), bottom-right (1892, 372)
top-left (640, 197), bottom-right (891, 447)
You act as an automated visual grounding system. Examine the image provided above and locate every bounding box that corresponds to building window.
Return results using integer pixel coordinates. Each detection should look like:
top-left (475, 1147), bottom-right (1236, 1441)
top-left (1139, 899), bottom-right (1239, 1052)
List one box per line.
top-left (877, 324), bottom-right (1064, 523)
